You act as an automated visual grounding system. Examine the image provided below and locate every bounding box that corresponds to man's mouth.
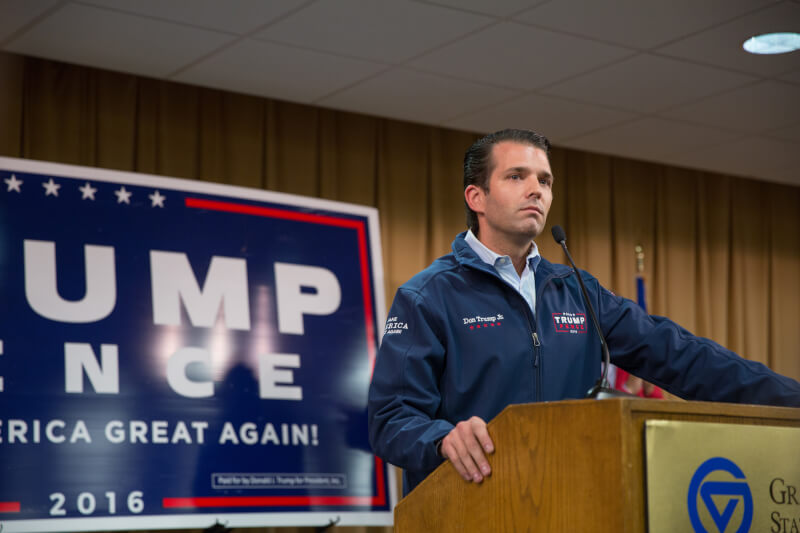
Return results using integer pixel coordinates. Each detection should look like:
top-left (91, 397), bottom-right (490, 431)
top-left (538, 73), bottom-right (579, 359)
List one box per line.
top-left (521, 206), bottom-right (542, 215)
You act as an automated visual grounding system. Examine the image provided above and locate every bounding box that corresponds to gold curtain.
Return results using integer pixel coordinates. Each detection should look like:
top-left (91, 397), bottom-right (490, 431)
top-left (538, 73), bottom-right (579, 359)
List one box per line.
top-left (1, 52), bottom-right (799, 532)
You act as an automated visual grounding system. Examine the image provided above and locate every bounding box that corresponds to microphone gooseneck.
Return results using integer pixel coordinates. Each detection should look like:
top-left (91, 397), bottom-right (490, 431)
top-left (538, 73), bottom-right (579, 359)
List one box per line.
top-left (551, 225), bottom-right (629, 399)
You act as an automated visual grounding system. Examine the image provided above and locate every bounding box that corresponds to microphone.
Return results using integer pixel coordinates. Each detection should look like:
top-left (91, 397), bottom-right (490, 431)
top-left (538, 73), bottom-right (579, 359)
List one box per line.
top-left (551, 225), bottom-right (629, 399)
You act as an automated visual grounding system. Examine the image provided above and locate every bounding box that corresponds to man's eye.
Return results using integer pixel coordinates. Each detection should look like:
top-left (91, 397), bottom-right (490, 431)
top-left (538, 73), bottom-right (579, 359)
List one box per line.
top-left (510, 174), bottom-right (521, 180)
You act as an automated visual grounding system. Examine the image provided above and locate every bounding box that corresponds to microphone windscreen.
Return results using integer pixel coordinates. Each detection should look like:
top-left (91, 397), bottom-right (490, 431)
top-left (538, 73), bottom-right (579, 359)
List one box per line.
top-left (551, 225), bottom-right (566, 244)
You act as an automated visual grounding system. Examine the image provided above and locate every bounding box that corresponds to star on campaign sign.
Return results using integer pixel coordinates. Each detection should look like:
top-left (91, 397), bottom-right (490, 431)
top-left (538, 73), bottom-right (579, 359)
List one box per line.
top-left (80, 182), bottom-right (97, 200)
top-left (4, 174), bottom-right (22, 192)
top-left (0, 156), bottom-right (395, 531)
top-left (42, 177), bottom-right (60, 196)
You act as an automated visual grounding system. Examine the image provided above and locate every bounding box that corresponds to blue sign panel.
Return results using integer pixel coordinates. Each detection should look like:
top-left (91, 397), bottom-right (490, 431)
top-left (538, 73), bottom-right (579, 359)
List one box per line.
top-left (0, 157), bottom-right (394, 531)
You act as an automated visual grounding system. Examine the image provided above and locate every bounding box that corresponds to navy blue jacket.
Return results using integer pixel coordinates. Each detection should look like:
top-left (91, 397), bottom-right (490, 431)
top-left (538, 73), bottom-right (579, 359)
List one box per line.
top-left (368, 232), bottom-right (800, 495)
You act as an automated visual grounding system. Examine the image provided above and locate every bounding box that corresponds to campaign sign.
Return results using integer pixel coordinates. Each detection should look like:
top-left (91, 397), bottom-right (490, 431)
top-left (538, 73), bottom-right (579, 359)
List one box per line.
top-left (0, 157), bottom-right (395, 532)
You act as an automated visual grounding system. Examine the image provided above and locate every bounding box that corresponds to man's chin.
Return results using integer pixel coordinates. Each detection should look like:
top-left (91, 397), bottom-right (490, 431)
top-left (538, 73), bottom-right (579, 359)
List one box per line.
top-left (525, 222), bottom-right (545, 239)
top-left (510, 225), bottom-right (542, 243)
top-left (519, 215), bottom-right (546, 237)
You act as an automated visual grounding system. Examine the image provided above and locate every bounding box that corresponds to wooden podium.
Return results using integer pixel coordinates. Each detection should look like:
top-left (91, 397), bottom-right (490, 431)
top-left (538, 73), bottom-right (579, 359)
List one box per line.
top-left (394, 399), bottom-right (800, 532)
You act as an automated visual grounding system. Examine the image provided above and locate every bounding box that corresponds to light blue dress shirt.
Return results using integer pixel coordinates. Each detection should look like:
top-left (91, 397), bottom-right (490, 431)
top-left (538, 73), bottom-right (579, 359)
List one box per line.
top-left (464, 230), bottom-right (541, 317)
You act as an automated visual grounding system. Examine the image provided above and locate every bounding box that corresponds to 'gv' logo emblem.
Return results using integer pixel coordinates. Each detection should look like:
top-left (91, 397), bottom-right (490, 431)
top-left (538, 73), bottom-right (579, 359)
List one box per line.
top-left (687, 457), bottom-right (753, 533)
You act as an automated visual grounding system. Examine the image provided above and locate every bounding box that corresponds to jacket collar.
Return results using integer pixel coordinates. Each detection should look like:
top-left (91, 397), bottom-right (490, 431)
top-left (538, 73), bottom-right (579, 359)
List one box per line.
top-left (452, 231), bottom-right (568, 282)
top-left (452, 231), bottom-right (494, 274)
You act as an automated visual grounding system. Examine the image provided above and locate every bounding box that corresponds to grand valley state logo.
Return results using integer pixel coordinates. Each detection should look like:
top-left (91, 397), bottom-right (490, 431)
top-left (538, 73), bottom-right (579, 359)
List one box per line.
top-left (687, 457), bottom-right (753, 533)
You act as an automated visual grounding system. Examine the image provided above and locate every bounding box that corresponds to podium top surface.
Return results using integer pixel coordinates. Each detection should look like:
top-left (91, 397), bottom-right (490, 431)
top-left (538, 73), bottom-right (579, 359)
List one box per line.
top-left (499, 397), bottom-right (800, 421)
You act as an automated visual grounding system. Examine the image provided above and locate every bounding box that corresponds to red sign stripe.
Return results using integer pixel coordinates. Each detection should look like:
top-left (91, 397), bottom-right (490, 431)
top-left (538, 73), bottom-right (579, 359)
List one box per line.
top-left (184, 197), bottom-right (363, 229)
top-left (0, 501), bottom-right (21, 513)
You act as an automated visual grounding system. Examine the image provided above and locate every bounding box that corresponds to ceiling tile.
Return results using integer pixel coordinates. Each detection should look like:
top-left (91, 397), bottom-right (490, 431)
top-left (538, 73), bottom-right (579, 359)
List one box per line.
top-left (409, 21), bottom-right (632, 90)
top-left (443, 93), bottom-right (636, 141)
top-left (563, 117), bottom-right (740, 162)
top-left (424, 0), bottom-right (548, 17)
top-left (778, 68), bottom-right (800, 85)
top-left (0, 0), bottom-right (59, 43)
top-left (514, 0), bottom-right (775, 49)
top-left (765, 123), bottom-right (800, 143)
top-left (541, 53), bottom-right (755, 113)
top-left (318, 67), bottom-right (517, 124)
top-left (764, 166), bottom-right (799, 187)
top-left (80, 0), bottom-right (309, 35)
top-left (663, 135), bottom-right (799, 184)
top-left (317, 68), bottom-right (515, 124)
top-left (656, 1), bottom-right (800, 77)
top-left (4, 2), bottom-right (233, 77)
top-left (174, 38), bottom-right (386, 103)
top-left (661, 80), bottom-right (800, 134)
top-left (255, 0), bottom-right (492, 63)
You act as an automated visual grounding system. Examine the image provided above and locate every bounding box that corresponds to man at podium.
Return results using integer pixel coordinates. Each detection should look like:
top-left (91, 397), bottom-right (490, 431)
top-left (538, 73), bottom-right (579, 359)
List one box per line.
top-left (367, 128), bottom-right (800, 496)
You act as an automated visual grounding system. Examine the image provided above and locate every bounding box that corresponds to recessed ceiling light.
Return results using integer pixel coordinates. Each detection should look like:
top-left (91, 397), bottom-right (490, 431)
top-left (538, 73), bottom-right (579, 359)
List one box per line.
top-left (742, 32), bottom-right (800, 55)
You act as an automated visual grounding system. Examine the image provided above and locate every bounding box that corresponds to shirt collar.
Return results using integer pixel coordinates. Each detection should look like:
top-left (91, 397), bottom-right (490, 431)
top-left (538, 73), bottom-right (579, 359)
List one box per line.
top-left (465, 229), bottom-right (541, 272)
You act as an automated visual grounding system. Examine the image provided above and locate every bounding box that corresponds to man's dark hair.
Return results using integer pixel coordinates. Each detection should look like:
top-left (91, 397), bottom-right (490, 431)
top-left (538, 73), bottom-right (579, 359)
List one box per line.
top-left (463, 129), bottom-right (551, 233)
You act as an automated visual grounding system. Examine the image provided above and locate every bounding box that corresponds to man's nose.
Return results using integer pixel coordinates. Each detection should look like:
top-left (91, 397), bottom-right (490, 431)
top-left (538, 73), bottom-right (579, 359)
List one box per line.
top-left (526, 179), bottom-right (542, 198)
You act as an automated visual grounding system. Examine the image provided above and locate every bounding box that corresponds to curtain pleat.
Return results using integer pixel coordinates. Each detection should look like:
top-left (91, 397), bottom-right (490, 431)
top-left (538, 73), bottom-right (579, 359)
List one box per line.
top-left (695, 172), bottom-right (732, 344)
top-left (561, 149), bottom-right (613, 288)
top-left (654, 166), bottom-right (698, 329)
top-left (376, 120), bottom-right (431, 306)
top-left (609, 158), bottom-right (659, 298)
top-left (768, 184), bottom-right (800, 378)
top-left (729, 178), bottom-right (770, 365)
top-left (0, 52), bottom-right (24, 156)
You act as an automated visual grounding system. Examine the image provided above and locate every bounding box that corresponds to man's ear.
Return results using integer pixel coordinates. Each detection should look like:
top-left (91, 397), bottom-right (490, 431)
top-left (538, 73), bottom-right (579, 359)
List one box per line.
top-left (465, 184), bottom-right (485, 215)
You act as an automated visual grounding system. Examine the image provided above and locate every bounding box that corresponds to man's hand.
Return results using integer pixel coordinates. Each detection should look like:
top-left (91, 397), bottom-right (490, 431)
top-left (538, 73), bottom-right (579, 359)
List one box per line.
top-left (440, 416), bottom-right (494, 483)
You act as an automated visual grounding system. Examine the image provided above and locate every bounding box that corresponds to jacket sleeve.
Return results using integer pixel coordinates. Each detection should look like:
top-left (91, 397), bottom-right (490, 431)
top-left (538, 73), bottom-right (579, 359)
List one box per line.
top-left (595, 279), bottom-right (800, 407)
top-left (367, 286), bottom-right (454, 473)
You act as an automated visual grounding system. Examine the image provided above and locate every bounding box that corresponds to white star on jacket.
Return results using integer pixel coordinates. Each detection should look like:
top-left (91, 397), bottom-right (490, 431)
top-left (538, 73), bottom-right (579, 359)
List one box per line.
top-left (43, 178), bottom-right (61, 196)
top-left (4, 175), bottom-right (22, 192)
top-left (115, 186), bottom-right (132, 204)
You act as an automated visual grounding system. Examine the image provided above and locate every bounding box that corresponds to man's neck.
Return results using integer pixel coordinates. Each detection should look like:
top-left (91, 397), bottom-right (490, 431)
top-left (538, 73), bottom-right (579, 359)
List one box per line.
top-left (474, 231), bottom-right (533, 276)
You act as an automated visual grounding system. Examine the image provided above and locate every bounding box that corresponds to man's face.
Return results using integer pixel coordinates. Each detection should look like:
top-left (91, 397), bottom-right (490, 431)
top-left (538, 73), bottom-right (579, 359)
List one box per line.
top-left (467, 141), bottom-right (554, 246)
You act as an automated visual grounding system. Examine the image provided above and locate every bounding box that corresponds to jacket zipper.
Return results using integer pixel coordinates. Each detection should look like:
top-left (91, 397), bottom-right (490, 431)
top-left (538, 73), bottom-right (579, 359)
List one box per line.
top-left (530, 274), bottom-right (569, 402)
top-left (532, 331), bottom-right (541, 402)
top-left (464, 261), bottom-right (569, 403)
top-left (492, 276), bottom-right (544, 402)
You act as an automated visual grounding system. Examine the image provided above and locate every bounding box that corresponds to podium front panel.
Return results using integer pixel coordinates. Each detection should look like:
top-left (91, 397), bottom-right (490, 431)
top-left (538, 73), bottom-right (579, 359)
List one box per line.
top-left (645, 420), bottom-right (800, 533)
